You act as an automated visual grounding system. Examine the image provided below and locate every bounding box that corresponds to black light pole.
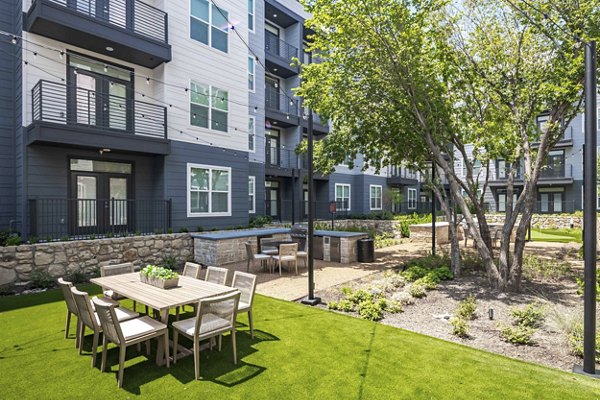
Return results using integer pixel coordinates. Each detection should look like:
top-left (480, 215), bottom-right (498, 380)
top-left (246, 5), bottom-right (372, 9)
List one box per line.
top-left (301, 52), bottom-right (320, 306)
top-left (431, 162), bottom-right (436, 256)
top-left (576, 40), bottom-right (598, 377)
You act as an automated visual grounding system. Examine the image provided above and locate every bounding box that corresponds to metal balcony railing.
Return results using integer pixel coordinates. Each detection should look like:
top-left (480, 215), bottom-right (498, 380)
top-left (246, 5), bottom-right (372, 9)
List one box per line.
top-left (37, 0), bottom-right (168, 42)
top-left (388, 166), bottom-right (418, 180)
top-left (265, 85), bottom-right (299, 115)
top-left (265, 30), bottom-right (298, 64)
top-left (28, 198), bottom-right (171, 240)
top-left (494, 164), bottom-right (572, 180)
top-left (31, 80), bottom-right (167, 139)
top-left (265, 146), bottom-right (298, 169)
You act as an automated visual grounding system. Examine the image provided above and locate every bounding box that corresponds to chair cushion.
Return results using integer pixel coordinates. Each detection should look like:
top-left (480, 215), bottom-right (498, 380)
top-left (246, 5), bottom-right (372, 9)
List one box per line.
top-left (296, 251), bottom-right (308, 257)
top-left (94, 307), bottom-right (139, 326)
top-left (90, 296), bottom-right (120, 311)
top-left (254, 253), bottom-right (271, 260)
top-left (261, 249), bottom-right (278, 255)
top-left (120, 316), bottom-right (167, 341)
top-left (273, 255), bottom-right (296, 262)
top-left (238, 301), bottom-right (251, 312)
top-left (172, 313), bottom-right (231, 337)
top-left (104, 289), bottom-right (126, 300)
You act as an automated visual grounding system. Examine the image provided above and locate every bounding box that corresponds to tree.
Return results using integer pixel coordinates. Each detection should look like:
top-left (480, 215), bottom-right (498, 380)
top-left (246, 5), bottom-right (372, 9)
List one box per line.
top-left (297, 0), bottom-right (598, 290)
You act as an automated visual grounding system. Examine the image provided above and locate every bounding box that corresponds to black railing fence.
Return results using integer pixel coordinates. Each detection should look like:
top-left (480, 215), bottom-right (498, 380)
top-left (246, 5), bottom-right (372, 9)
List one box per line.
top-left (32, 80), bottom-right (167, 138)
top-left (265, 85), bottom-right (299, 115)
top-left (28, 198), bottom-right (171, 240)
top-left (39, 0), bottom-right (168, 42)
top-left (265, 30), bottom-right (298, 63)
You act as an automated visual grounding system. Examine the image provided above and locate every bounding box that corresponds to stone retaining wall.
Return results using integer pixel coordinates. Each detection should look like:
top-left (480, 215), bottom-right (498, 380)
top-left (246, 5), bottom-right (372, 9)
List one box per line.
top-left (328, 220), bottom-right (404, 237)
top-left (194, 233), bottom-right (290, 266)
top-left (0, 233), bottom-right (193, 287)
top-left (484, 214), bottom-right (583, 229)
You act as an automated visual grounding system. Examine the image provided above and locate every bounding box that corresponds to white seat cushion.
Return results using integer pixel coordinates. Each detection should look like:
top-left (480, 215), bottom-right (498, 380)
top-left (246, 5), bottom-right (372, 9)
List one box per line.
top-left (273, 255), bottom-right (296, 262)
top-left (296, 251), bottom-right (307, 257)
top-left (172, 313), bottom-right (231, 337)
top-left (254, 253), bottom-right (271, 260)
top-left (119, 316), bottom-right (167, 341)
top-left (94, 307), bottom-right (139, 326)
top-left (261, 249), bottom-right (278, 255)
top-left (238, 301), bottom-right (251, 312)
top-left (103, 289), bottom-right (126, 300)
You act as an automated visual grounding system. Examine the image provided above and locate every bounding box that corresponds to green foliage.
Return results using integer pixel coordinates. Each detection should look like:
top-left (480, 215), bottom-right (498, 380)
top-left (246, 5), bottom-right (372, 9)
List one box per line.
top-left (461, 252), bottom-right (485, 272)
top-left (499, 325), bottom-right (537, 345)
top-left (5, 235), bottom-right (22, 246)
top-left (29, 269), bottom-right (55, 289)
top-left (196, 225), bottom-right (204, 232)
top-left (357, 300), bottom-right (384, 321)
top-left (576, 269), bottom-right (600, 301)
top-left (395, 213), bottom-right (433, 238)
top-left (567, 321), bottom-right (600, 363)
top-left (249, 215), bottom-right (272, 228)
top-left (408, 283), bottom-right (427, 298)
top-left (141, 265), bottom-right (179, 280)
top-left (179, 227), bottom-right (189, 233)
top-left (68, 270), bottom-right (89, 285)
top-left (347, 289), bottom-right (374, 304)
top-left (511, 303), bottom-right (545, 328)
top-left (28, 236), bottom-right (39, 244)
top-left (450, 317), bottom-right (469, 338)
top-left (522, 255), bottom-right (572, 281)
top-left (428, 266), bottom-right (453, 281)
top-left (456, 294), bottom-right (477, 321)
top-left (105, 232), bottom-right (114, 238)
top-left (401, 266), bottom-right (429, 282)
top-left (166, 228), bottom-right (174, 234)
top-left (385, 300), bottom-right (404, 314)
top-left (0, 230), bottom-right (10, 246)
top-left (161, 255), bottom-right (177, 271)
top-left (414, 275), bottom-right (438, 290)
top-left (403, 254), bottom-right (451, 271)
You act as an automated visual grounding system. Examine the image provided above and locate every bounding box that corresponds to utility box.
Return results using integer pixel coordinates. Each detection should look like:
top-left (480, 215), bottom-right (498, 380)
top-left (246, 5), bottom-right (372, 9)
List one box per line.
top-left (330, 237), bottom-right (341, 262)
top-left (313, 236), bottom-right (323, 260)
top-left (357, 238), bottom-right (375, 262)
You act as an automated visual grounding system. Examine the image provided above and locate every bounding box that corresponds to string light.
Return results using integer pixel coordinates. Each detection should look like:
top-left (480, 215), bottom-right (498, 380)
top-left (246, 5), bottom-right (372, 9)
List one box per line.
top-left (146, 77), bottom-right (150, 85)
top-left (11, 36), bottom-right (16, 44)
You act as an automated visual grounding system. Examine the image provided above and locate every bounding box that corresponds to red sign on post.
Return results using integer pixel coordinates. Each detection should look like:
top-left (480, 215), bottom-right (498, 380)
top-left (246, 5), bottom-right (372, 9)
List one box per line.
top-left (329, 201), bottom-right (337, 214)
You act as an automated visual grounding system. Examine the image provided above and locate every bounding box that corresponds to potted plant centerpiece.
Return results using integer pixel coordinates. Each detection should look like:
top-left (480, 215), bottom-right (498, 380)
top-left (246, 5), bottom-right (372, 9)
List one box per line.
top-left (140, 264), bottom-right (180, 289)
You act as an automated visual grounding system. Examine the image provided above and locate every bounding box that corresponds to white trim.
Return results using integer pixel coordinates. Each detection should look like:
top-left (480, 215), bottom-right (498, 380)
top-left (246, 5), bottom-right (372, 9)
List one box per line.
top-left (248, 0), bottom-right (255, 33)
top-left (248, 116), bottom-right (255, 152)
top-left (249, 176), bottom-right (256, 213)
top-left (248, 56), bottom-right (255, 92)
top-left (189, 0), bottom-right (230, 53)
top-left (335, 183), bottom-right (351, 211)
top-left (407, 188), bottom-right (417, 210)
top-left (369, 184), bottom-right (382, 210)
top-left (187, 163), bottom-right (232, 217)
top-left (189, 79), bottom-right (229, 133)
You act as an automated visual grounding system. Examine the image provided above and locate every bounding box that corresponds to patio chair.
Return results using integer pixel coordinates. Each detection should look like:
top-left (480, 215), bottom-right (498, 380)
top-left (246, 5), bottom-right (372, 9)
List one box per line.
top-left (245, 241), bottom-right (271, 272)
top-left (175, 262), bottom-right (204, 319)
top-left (295, 240), bottom-right (308, 269)
top-left (172, 291), bottom-right (240, 380)
top-left (272, 243), bottom-right (298, 276)
top-left (259, 238), bottom-right (278, 256)
top-left (231, 271), bottom-right (257, 338)
top-left (182, 261), bottom-right (202, 279)
top-left (92, 298), bottom-right (170, 388)
top-left (205, 266), bottom-right (228, 285)
top-left (58, 277), bottom-right (118, 347)
top-left (70, 287), bottom-right (139, 368)
top-left (100, 263), bottom-right (144, 313)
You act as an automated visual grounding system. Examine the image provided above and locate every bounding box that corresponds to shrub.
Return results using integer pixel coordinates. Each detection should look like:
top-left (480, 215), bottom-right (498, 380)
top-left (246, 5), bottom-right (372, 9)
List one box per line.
top-left (461, 251), bottom-right (485, 272)
top-left (511, 303), bottom-right (545, 328)
top-left (196, 225), bottom-right (204, 232)
top-left (414, 275), bottom-right (439, 290)
top-left (166, 228), bottom-right (174, 234)
top-left (401, 266), bottom-right (429, 282)
top-left (383, 271), bottom-right (406, 289)
top-left (522, 254), bottom-right (572, 281)
top-left (567, 321), bottom-right (600, 362)
top-left (357, 300), bottom-right (384, 321)
top-left (249, 215), bottom-right (272, 228)
top-left (450, 317), bottom-right (469, 338)
top-left (347, 289), bottom-right (374, 304)
top-left (408, 283), bottom-right (426, 298)
top-left (161, 255), bottom-right (177, 270)
top-left (455, 294), bottom-right (477, 320)
top-left (29, 269), bottom-right (55, 289)
top-left (499, 325), bottom-right (537, 345)
top-left (5, 235), bottom-right (22, 246)
top-left (404, 254), bottom-right (450, 271)
top-left (576, 270), bottom-right (600, 301)
top-left (385, 300), bottom-right (403, 313)
top-left (0, 230), bottom-right (10, 246)
top-left (327, 299), bottom-right (355, 312)
top-left (429, 266), bottom-right (453, 281)
top-left (179, 227), bottom-right (189, 233)
top-left (68, 270), bottom-right (88, 284)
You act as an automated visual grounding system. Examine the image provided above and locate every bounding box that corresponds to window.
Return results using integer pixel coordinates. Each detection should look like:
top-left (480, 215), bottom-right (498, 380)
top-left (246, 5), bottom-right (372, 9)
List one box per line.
top-left (187, 164), bottom-right (231, 216)
top-left (249, 176), bottom-right (256, 213)
top-left (247, 0), bottom-right (254, 32)
top-left (190, 81), bottom-right (228, 132)
top-left (497, 159), bottom-right (506, 179)
top-left (497, 191), bottom-right (518, 212)
top-left (190, 0), bottom-right (229, 53)
top-left (248, 117), bottom-right (255, 151)
top-left (248, 56), bottom-right (255, 91)
top-left (408, 188), bottom-right (417, 210)
top-left (335, 184), bottom-right (351, 211)
top-left (370, 185), bottom-right (382, 210)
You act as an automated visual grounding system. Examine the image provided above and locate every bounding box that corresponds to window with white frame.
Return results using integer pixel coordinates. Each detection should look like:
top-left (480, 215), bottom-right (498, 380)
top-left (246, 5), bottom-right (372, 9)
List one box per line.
top-left (190, 0), bottom-right (229, 53)
top-left (190, 81), bottom-right (228, 132)
top-left (248, 56), bottom-right (255, 91)
top-left (408, 188), bottom-right (417, 209)
top-left (187, 164), bottom-right (231, 216)
top-left (370, 185), bottom-right (382, 210)
top-left (247, 0), bottom-right (254, 32)
top-left (249, 176), bottom-right (256, 213)
top-left (248, 116), bottom-right (255, 151)
top-left (335, 184), bottom-right (351, 211)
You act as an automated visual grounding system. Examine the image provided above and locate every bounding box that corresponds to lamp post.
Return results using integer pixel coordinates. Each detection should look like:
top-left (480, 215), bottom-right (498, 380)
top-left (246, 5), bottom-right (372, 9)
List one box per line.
top-left (301, 51), bottom-right (321, 306)
top-left (576, 39), bottom-right (598, 377)
top-left (431, 162), bottom-right (436, 256)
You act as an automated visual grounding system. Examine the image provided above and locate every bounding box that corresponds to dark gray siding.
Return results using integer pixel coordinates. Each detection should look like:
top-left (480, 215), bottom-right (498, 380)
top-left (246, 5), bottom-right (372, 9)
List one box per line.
top-left (0, 0), bottom-right (21, 231)
top-left (360, 175), bottom-right (387, 213)
top-left (165, 141), bottom-right (250, 230)
top-left (249, 162), bottom-right (265, 216)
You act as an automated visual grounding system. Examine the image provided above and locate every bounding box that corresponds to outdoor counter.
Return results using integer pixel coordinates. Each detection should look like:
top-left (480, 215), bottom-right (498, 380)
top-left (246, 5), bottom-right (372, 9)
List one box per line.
top-left (192, 228), bottom-right (369, 266)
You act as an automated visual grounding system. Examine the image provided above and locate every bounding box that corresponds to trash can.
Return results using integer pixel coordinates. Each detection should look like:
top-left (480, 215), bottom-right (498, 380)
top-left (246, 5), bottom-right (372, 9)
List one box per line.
top-left (357, 238), bottom-right (375, 262)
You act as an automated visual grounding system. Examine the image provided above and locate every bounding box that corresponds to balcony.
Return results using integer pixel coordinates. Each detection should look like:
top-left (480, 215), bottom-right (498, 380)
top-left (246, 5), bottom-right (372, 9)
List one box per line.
top-left (532, 126), bottom-right (574, 148)
top-left (265, 147), bottom-right (298, 176)
top-left (387, 166), bottom-right (419, 186)
top-left (25, 0), bottom-right (171, 68)
top-left (265, 30), bottom-right (299, 78)
top-left (301, 112), bottom-right (329, 134)
top-left (265, 86), bottom-right (300, 127)
top-left (490, 164), bottom-right (573, 187)
top-left (27, 80), bottom-right (170, 155)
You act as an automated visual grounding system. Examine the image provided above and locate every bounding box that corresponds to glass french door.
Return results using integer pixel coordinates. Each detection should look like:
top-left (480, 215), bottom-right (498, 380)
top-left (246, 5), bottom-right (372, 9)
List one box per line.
top-left (70, 172), bottom-right (131, 235)
top-left (265, 75), bottom-right (280, 111)
top-left (265, 185), bottom-right (280, 221)
top-left (265, 129), bottom-right (280, 166)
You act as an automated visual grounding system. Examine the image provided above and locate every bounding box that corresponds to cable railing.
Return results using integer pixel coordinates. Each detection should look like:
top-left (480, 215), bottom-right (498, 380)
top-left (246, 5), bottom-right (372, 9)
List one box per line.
top-left (494, 163), bottom-right (572, 180)
top-left (31, 80), bottom-right (167, 139)
top-left (36, 0), bottom-right (168, 43)
top-left (265, 85), bottom-right (299, 115)
top-left (265, 146), bottom-right (299, 169)
top-left (265, 30), bottom-right (298, 64)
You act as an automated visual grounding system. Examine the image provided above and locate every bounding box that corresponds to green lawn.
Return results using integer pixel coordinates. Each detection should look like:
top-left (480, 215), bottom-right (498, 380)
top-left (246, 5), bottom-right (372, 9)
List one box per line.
top-left (530, 228), bottom-right (583, 243)
top-left (1, 287), bottom-right (599, 399)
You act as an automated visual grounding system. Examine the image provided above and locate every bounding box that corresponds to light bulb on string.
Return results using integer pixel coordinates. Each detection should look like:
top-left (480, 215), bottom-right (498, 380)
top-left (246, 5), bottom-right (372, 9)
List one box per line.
top-left (11, 36), bottom-right (17, 45)
top-left (104, 64), bottom-right (108, 73)
top-left (73, 68), bottom-right (78, 75)
top-left (59, 51), bottom-right (64, 60)
top-left (146, 77), bottom-right (150, 85)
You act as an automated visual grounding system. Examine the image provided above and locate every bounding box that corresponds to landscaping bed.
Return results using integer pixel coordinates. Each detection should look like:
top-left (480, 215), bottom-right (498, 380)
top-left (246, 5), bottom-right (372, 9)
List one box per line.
top-left (315, 250), bottom-right (598, 372)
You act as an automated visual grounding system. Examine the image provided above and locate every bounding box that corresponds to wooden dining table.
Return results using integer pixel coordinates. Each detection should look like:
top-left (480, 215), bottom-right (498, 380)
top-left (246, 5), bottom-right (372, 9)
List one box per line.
top-left (90, 272), bottom-right (238, 365)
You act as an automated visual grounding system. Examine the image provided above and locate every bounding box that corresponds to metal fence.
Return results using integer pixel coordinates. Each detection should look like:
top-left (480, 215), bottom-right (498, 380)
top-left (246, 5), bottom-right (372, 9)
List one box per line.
top-left (265, 30), bottom-right (298, 63)
top-left (265, 85), bottom-right (299, 115)
top-left (28, 198), bottom-right (171, 241)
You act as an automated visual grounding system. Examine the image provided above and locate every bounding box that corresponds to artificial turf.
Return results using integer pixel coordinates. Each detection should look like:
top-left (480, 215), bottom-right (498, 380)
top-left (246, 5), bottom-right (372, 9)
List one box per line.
top-left (530, 228), bottom-right (583, 243)
top-left (1, 286), bottom-right (599, 399)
